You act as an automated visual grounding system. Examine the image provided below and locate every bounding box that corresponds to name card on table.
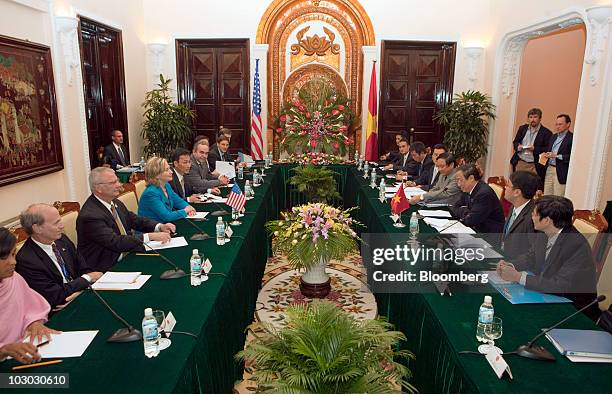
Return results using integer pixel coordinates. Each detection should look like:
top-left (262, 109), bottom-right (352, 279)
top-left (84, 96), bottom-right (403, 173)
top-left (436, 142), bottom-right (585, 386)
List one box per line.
top-left (485, 349), bottom-right (513, 379)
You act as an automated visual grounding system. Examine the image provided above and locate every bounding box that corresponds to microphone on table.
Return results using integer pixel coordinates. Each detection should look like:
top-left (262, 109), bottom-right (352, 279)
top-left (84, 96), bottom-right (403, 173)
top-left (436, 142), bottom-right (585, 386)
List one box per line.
top-left (182, 215), bottom-right (211, 240)
top-left (88, 285), bottom-right (143, 343)
top-left (199, 194), bottom-right (230, 216)
top-left (141, 239), bottom-right (188, 280)
top-left (514, 295), bottom-right (606, 361)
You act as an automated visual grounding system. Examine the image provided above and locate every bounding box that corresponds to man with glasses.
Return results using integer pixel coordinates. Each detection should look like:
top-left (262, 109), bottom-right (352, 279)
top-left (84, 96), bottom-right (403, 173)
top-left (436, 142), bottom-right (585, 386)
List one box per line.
top-left (76, 167), bottom-right (175, 272)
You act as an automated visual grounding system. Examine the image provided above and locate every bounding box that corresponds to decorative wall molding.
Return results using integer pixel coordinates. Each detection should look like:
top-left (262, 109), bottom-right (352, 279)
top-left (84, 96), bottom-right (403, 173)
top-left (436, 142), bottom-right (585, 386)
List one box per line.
top-left (54, 16), bottom-right (80, 87)
top-left (585, 6), bottom-right (612, 86)
top-left (147, 43), bottom-right (167, 87)
top-left (501, 31), bottom-right (544, 97)
top-left (464, 46), bottom-right (484, 89)
top-left (8, 0), bottom-right (48, 13)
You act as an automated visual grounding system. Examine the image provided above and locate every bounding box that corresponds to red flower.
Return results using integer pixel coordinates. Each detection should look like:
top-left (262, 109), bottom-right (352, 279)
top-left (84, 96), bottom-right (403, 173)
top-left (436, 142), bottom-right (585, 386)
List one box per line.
top-left (306, 112), bottom-right (311, 119)
top-left (346, 138), bottom-right (354, 144)
top-left (333, 142), bottom-right (340, 149)
top-left (339, 125), bottom-right (347, 132)
top-left (337, 104), bottom-right (345, 111)
top-left (332, 109), bottom-right (340, 116)
top-left (280, 115), bottom-right (287, 122)
top-left (276, 127), bottom-right (283, 133)
top-left (298, 105), bottom-right (306, 112)
top-left (310, 139), bottom-right (318, 148)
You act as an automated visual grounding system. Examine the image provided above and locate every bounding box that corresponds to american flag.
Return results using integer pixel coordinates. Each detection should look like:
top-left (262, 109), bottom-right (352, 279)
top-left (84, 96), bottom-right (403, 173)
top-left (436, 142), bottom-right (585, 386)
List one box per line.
top-left (226, 183), bottom-right (246, 212)
top-left (250, 59), bottom-right (264, 160)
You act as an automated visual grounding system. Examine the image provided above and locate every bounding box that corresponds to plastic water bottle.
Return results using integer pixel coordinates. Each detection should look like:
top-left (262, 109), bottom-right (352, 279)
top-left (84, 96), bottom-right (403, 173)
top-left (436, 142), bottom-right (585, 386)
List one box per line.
top-left (216, 217), bottom-right (225, 246)
top-left (357, 156), bottom-right (363, 170)
top-left (370, 168), bottom-right (377, 187)
top-left (142, 308), bottom-right (159, 358)
top-left (244, 180), bottom-right (253, 197)
top-left (238, 165), bottom-right (244, 180)
top-left (190, 249), bottom-right (202, 286)
top-left (139, 156), bottom-right (145, 171)
top-left (379, 178), bottom-right (386, 200)
top-left (363, 161), bottom-right (370, 174)
top-left (409, 212), bottom-right (419, 237)
top-left (476, 296), bottom-right (494, 342)
top-left (268, 152), bottom-right (273, 166)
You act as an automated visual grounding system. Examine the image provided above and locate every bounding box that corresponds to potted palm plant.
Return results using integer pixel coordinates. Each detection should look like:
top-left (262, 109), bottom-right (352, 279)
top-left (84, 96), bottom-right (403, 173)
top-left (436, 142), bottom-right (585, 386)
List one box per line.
top-left (266, 203), bottom-right (360, 298)
top-left (237, 299), bottom-right (416, 393)
top-left (433, 90), bottom-right (496, 164)
top-left (141, 74), bottom-right (195, 160)
top-left (288, 165), bottom-right (341, 203)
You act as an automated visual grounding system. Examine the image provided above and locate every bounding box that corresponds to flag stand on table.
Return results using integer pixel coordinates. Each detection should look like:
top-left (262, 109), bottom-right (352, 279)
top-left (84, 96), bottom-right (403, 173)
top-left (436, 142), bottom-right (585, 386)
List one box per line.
top-left (250, 59), bottom-right (264, 160)
top-left (226, 183), bottom-right (246, 225)
top-left (390, 183), bottom-right (410, 228)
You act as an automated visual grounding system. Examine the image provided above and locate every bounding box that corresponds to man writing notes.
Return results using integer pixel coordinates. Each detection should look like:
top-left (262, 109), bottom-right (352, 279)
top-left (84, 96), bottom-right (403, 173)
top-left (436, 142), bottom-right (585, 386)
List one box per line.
top-left (497, 196), bottom-right (598, 319)
top-left (451, 164), bottom-right (505, 234)
top-left (542, 114), bottom-right (573, 196)
top-left (16, 204), bottom-right (103, 309)
top-left (501, 171), bottom-right (540, 260)
top-left (408, 152), bottom-right (461, 205)
top-left (76, 167), bottom-right (175, 272)
top-left (510, 108), bottom-right (552, 186)
top-left (103, 130), bottom-right (130, 169)
top-left (185, 139), bottom-right (228, 194)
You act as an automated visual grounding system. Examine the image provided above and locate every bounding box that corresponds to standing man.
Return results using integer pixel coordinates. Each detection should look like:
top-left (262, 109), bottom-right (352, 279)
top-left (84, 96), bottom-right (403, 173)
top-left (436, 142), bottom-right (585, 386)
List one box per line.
top-left (510, 108), bottom-right (552, 186)
top-left (501, 171), bottom-right (540, 259)
top-left (16, 204), bottom-right (103, 309)
top-left (103, 130), bottom-right (130, 169)
top-left (542, 114), bottom-right (573, 196)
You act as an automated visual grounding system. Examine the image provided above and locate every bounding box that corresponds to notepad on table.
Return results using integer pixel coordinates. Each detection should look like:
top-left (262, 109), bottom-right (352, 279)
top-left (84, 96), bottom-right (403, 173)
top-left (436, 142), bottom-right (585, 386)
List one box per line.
top-left (29, 331), bottom-right (98, 358)
top-left (187, 212), bottom-right (209, 220)
top-left (145, 236), bottom-right (188, 250)
top-left (96, 271), bottom-right (141, 284)
top-left (418, 209), bottom-right (452, 218)
top-left (92, 275), bottom-right (151, 290)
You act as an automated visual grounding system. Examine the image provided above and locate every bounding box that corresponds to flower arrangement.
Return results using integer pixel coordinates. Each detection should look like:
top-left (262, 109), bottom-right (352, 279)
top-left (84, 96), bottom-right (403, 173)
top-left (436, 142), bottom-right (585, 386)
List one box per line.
top-left (266, 203), bottom-right (360, 271)
top-left (279, 152), bottom-right (350, 165)
top-left (276, 82), bottom-right (354, 157)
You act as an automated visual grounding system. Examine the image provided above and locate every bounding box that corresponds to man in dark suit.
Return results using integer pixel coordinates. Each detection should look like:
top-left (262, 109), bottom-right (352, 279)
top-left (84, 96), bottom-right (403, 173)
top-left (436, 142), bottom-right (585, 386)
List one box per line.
top-left (404, 143), bottom-right (447, 188)
top-left (497, 196), bottom-right (598, 320)
top-left (501, 171), bottom-right (540, 260)
top-left (168, 148), bottom-right (211, 202)
top-left (16, 204), bottom-right (103, 309)
top-left (103, 130), bottom-right (130, 169)
top-left (379, 132), bottom-right (407, 162)
top-left (451, 164), bottom-right (505, 234)
top-left (510, 108), bottom-right (552, 187)
top-left (208, 134), bottom-right (231, 172)
top-left (76, 167), bottom-right (175, 272)
top-left (185, 140), bottom-right (228, 194)
top-left (542, 114), bottom-right (573, 196)
top-left (384, 139), bottom-right (418, 174)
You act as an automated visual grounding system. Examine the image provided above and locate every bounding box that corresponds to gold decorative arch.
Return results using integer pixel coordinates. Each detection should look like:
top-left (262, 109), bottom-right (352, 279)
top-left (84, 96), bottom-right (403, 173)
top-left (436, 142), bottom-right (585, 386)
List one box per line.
top-left (256, 0), bottom-right (375, 157)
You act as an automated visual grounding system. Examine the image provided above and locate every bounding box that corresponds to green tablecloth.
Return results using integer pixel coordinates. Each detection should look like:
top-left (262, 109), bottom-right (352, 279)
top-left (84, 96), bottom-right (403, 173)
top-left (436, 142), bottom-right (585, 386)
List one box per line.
top-left (346, 167), bottom-right (612, 393)
top-left (0, 166), bottom-right (282, 393)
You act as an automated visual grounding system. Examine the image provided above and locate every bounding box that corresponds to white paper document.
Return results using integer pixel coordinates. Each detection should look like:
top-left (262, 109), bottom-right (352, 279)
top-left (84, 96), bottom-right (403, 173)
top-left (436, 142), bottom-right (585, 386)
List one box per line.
top-left (423, 217), bottom-right (450, 230)
top-left (418, 209), bottom-right (452, 218)
top-left (96, 271), bottom-right (141, 284)
top-left (452, 235), bottom-right (503, 258)
top-left (216, 161), bottom-right (236, 179)
top-left (145, 236), bottom-right (188, 250)
top-left (92, 275), bottom-right (151, 290)
top-left (32, 331), bottom-right (98, 358)
top-left (480, 270), bottom-right (513, 285)
top-left (187, 212), bottom-right (209, 220)
top-left (440, 221), bottom-right (476, 234)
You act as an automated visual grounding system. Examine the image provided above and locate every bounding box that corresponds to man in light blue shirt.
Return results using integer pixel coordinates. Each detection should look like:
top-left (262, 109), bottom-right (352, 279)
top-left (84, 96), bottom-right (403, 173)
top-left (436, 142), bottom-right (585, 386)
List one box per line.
top-left (542, 114), bottom-right (573, 196)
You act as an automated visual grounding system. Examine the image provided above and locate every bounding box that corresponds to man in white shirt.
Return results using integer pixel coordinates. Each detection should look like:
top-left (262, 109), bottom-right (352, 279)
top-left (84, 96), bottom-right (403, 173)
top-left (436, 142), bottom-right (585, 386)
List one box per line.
top-left (501, 171), bottom-right (540, 259)
top-left (103, 130), bottom-right (130, 169)
top-left (169, 148), bottom-right (220, 201)
top-left (16, 204), bottom-right (103, 309)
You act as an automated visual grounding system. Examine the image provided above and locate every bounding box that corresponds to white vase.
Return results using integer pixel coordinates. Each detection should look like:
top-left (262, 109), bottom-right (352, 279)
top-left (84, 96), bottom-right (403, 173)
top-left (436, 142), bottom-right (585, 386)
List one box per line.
top-left (301, 258), bottom-right (329, 284)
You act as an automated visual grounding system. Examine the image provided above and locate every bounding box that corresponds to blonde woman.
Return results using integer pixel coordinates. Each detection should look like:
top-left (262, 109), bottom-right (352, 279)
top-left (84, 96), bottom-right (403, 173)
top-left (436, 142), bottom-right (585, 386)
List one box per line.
top-left (138, 157), bottom-right (197, 222)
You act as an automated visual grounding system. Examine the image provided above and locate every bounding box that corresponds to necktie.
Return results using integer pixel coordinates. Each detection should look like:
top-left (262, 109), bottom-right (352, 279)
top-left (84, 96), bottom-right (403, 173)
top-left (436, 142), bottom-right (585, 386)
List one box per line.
top-left (111, 203), bottom-right (128, 235)
top-left (431, 171), bottom-right (440, 187)
top-left (117, 146), bottom-right (126, 165)
top-left (180, 177), bottom-right (185, 198)
top-left (545, 237), bottom-right (555, 261)
top-left (51, 243), bottom-right (72, 281)
top-left (504, 210), bottom-right (517, 234)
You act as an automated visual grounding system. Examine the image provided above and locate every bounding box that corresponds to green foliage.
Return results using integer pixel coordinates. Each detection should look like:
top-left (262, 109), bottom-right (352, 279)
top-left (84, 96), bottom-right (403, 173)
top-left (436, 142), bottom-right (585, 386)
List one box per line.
top-left (289, 165), bottom-right (340, 203)
top-left (236, 300), bottom-right (416, 393)
top-left (433, 90), bottom-right (496, 164)
top-left (141, 74), bottom-right (195, 160)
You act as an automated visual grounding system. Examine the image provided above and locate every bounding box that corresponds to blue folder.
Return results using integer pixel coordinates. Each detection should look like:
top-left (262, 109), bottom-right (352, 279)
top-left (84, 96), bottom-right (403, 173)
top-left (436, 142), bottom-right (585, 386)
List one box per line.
top-left (491, 283), bottom-right (572, 304)
top-left (546, 329), bottom-right (612, 358)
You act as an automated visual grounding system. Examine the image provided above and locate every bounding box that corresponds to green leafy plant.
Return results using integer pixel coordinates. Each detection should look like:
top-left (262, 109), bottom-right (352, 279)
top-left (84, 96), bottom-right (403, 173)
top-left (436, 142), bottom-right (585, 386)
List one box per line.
top-left (141, 74), bottom-right (195, 160)
top-left (433, 90), bottom-right (496, 163)
top-left (289, 165), bottom-right (340, 203)
top-left (266, 203), bottom-right (360, 271)
top-left (236, 299), bottom-right (415, 393)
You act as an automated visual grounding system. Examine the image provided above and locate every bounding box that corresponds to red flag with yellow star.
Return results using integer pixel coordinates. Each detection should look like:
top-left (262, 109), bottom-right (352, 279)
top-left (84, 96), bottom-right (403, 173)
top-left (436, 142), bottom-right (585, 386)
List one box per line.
top-left (390, 183), bottom-right (410, 215)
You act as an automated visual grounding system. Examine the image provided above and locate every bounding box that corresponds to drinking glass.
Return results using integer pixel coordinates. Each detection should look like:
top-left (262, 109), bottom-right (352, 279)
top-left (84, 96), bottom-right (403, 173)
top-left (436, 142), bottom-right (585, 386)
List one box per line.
top-left (152, 309), bottom-right (171, 351)
top-left (478, 317), bottom-right (503, 354)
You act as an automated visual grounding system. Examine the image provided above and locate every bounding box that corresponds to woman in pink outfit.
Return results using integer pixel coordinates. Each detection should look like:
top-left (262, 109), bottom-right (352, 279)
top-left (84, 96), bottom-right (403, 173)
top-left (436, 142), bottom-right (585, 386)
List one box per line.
top-left (0, 228), bottom-right (58, 364)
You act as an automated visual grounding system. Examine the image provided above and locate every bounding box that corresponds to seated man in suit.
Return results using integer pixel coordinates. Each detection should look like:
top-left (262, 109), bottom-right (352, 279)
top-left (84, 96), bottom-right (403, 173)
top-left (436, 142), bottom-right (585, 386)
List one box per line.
top-left (169, 148), bottom-right (219, 202)
top-left (510, 108), bottom-right (552, 184)
top-left (409, 152), bottom-right (461, 205)
top-left (542, 114), bottom-right (573, 196)
top-left (16, 204), bottom-right (103, 309)
top-left (451, 164), bottom-right (505, 234)
top-left (77, 167), bottom-right (175, 272)
top-left (497, 196), bottom-right (598, 319)
top-left (379, 132), bottom-right (407, 162)
top-left (103, 130), bottom-right (130, 170)
top-left (402, 143), bottom-right (447, 187)
top-left (185, 140), bottom-right (229, 194)
top-left (501, 171), bottom-right (540, 260)
top-left (383, 139), bottom-right (418, 174)
top-left (208, 134), bottom-right (231, 172)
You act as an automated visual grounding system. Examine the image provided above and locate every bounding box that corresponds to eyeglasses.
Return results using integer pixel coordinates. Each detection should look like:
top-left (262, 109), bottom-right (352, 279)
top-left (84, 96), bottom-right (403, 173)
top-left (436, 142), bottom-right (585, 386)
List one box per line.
top-left (96, 180), bottom-right (120, 185)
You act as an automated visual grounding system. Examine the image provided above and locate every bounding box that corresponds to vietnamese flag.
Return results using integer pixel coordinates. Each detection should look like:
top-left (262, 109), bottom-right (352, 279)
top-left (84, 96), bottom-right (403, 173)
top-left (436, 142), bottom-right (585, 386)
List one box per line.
top-left (390, 183), bottom-right (410, 215)
top-left (365, 61), bottom-right (378, 161)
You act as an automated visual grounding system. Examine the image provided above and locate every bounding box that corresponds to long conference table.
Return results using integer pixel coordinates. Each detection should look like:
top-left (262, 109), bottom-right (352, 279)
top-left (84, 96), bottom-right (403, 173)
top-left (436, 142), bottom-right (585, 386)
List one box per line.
top-left (2, 164), bottom-right (611, 393)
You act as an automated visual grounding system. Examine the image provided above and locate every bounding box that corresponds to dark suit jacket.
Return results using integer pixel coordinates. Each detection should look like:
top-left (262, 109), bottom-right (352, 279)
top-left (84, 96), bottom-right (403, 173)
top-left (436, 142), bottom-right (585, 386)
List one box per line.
top-left (502, 200), bottom-right (536, 260)
top-left (386, 150), bottom-right (400, 163)
top-left (208, 144), bottom-right (233, 172)
top-left (510, 124), bottom-right (552, 180)
top-left (16, 235), bottom-right (91, 308)
top-left (168, 168), bottom-right (194, 201)
top-left (510, 226), bottom-right (597, 318)
top-left (414, 155), bottom-right (433, 179)
top-left (103, 143), bottom-right (130, 169)
top-left (414, 165), bottom-right (439, 191)
top-left (392, 153), bottom-right (419, 175)
top-left (545, 131), bottom-right (573, 184)
top-left (76, 195), bottom-right (159, 272)
top-left (451, 181), bottom-right (505, 234)
top-left (185, 154), bottom-right (221, 194)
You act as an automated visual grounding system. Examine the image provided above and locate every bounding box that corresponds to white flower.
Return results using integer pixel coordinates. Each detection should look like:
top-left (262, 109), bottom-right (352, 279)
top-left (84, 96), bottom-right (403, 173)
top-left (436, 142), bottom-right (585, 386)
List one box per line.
top-left (292, 239), bottom-right (298, 245)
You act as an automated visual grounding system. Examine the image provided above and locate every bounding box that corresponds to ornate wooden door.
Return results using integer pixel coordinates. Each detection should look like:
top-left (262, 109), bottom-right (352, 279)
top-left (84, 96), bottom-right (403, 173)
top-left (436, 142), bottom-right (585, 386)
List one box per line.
top-left (176, 39), bottom-right (250, 153)
top-left (380, 41), bottom-right (455, 154)
top-left (79, 17), bottom-right (128, 168)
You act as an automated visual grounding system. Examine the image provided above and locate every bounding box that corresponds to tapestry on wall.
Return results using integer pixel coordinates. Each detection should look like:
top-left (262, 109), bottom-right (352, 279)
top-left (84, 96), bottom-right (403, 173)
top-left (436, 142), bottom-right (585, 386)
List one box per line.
top-left (0, 35), bottom-right (63, 187)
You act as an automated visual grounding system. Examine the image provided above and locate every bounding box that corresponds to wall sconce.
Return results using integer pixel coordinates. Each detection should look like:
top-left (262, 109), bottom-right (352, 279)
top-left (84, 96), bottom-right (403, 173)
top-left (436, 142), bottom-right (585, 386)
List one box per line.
top-left (147, 43), bottom-right (167, 86)
top-left (55, 16), bottom-right (79, 87)
top-left (464, 46), bottom-right (484, 88)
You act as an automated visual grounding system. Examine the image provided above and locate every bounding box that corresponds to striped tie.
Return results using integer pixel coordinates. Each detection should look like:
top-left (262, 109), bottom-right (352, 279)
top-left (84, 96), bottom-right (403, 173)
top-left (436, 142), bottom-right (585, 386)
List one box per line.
top-left (51, 243), bottom-right (72, 281)
top-left (111, 203), bottom-right (127, 235)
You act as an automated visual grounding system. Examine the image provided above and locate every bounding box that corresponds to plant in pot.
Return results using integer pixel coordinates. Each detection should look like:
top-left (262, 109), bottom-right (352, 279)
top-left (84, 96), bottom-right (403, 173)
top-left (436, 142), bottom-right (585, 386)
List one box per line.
top-left (289, 165), bottom-right (341, 203)
top-left (433, 90), bottom-right (496, 164)
top-left (141, 74), bottom-right (195, 160)
top-left (266, 203), bottom-right (360, 298)
top-left (237, 299), bottom-right (416, 393)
